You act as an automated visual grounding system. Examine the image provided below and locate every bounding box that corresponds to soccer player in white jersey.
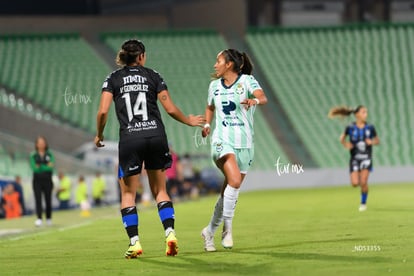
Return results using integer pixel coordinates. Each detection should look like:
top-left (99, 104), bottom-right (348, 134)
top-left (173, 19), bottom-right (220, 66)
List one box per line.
top-left (201, 49), bottom-right (268, 251)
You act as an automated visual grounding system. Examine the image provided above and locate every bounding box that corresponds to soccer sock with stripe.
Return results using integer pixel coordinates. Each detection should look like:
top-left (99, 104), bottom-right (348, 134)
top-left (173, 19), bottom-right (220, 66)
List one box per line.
top-left (207, 195), bottom-right (224, 234)
top-left (361, 192), bottom-right (368, 204)
top-left (223, 185), bottom-right (240, 232)
top-left (121, 206), bottom-right (139, 245)
top-left (157, 201), bottom-right (175, 236)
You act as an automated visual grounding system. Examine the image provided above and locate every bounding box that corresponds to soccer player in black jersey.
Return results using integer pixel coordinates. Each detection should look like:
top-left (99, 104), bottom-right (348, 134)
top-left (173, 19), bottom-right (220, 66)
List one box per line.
top-left (95, 39), bottom-right (205, 258)
top-left (329, 105), bottom-right (379, 211)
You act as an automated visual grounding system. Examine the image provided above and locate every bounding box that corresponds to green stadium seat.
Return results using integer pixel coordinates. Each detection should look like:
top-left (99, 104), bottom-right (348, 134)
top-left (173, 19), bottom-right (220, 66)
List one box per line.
top-left (247, 24), bottom-right (414, 167)
top-left (0, 33), bottom-right (111, 134)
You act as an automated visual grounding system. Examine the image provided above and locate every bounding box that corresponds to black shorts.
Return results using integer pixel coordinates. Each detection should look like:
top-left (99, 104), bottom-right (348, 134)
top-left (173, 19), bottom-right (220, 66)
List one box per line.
top-left (118, 135), bottom-right (172, 178)
top-left (349, 157), bottom-right (373, 173)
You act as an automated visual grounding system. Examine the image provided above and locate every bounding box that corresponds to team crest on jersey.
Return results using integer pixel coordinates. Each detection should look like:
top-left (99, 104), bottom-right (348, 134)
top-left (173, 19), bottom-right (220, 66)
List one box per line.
top-left (365, 129), bottom-right (370, 137)
top-left (235, 83), bottom-right (244, 95)
top-left (215, 143), bottom-right (223, 153)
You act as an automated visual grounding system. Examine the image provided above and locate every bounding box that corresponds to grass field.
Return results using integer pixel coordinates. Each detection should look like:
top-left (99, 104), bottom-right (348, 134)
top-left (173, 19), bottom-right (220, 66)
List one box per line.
top-left (0, 182), bottom-right (413, 275)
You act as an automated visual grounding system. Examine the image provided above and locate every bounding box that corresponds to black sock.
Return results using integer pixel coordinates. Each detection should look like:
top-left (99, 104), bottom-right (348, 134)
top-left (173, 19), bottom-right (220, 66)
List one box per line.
top-left (121, 206), bottom-right (138, 240)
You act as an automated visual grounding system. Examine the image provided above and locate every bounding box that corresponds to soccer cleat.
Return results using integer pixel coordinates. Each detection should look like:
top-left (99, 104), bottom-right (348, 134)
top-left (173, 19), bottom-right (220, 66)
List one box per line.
top-left (125, 241), bottom-right (143, 259)
top-left (359, 204), bottom-right (367, 212)
top-left (166, 231), bottom-right (178, 256)
top-left (221, 230), bottom-right (233, 249)
top-left (35, 219), bottom-right (42, 227)
top-left (201, 227), bottom-right (216, 252)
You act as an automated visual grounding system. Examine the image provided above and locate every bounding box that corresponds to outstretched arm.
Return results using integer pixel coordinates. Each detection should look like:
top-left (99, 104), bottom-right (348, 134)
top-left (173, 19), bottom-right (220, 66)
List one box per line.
top-left (158, 90), bottom-right (205, 127)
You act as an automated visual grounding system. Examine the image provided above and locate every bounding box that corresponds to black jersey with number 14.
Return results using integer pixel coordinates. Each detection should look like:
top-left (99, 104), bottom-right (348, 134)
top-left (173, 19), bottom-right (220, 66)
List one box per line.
top-left (102, 65), bottom-right (168, 141)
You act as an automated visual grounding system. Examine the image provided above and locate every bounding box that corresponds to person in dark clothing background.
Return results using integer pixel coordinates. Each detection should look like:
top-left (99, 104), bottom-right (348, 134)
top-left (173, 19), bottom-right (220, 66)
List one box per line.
top-left (30, 136), bottom-right (55, 227)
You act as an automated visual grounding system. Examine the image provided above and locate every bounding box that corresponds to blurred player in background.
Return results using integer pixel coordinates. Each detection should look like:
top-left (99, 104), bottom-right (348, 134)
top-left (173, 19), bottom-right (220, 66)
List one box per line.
top-left (30, 136), bottom-right (55, 227)
top-left (57, 172), bottom-right (72, 210)
top-left (95, 39), bottom-right (205, 258)
top-left (92, 172), bottom-right (106, 207)
top-left (329, 105), bottom-right (379, 211)
top-left (75, 175), bottom-right (90, 217)
top-left (201, 49), bottom-right (267, 251)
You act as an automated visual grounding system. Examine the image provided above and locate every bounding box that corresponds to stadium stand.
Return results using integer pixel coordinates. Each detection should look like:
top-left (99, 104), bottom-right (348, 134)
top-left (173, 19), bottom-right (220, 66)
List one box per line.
top-left (102, 30), bottom-right (289, 170)
top-left (246, 23), bottom-right (414, 167)
top-left (0, 30), bottom-right (289, 171)
top-left (0, 33), bottom-right (112, 136)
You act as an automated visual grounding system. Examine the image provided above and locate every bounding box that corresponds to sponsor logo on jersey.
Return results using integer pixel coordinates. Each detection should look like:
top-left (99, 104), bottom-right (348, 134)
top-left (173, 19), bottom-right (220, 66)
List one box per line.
top-left (222, 100), bottom-right (236, 115)
top-left (123, 75), bottom-right (147, 85)
top-left (127, 120), bottom-right (158, 132)
top-left (221, 120), bottom-right (245, 127)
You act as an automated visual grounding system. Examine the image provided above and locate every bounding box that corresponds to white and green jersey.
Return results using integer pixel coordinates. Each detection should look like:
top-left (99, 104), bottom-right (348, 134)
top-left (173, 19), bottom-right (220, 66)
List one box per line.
top-left (207, 74), bottom-right (262, 148)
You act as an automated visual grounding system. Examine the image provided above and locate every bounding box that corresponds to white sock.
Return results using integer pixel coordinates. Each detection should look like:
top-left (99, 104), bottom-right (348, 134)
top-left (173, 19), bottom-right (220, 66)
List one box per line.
top-left (165, 227), bottom-right (175, 237)
top-left (130, 235), bottom-right (139, 245)
top-left (207, 196), bottom-right (224, 234)
top-left (223, 185), bottom-right (240, 232)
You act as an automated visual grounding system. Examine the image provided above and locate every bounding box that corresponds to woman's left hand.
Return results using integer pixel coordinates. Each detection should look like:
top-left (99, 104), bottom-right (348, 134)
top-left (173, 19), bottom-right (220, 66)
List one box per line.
top-left (240, 98), bottom-right (259, 110)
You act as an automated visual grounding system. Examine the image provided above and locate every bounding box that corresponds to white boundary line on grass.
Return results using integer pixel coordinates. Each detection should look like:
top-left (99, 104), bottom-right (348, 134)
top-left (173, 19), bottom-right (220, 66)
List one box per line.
top-left (1, 221), bottom-right (93, 242)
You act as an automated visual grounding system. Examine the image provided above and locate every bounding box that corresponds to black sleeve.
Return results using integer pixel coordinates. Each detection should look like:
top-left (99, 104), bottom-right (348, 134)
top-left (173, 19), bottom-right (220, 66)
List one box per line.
top-left (344, 126), bottom-right (350, 136)
top-left (370, 125), bottom-right (377, 138)
top-left (101, 73), bottom-right (115, 94)
top-left (153, 70), bottom-right (168, 94)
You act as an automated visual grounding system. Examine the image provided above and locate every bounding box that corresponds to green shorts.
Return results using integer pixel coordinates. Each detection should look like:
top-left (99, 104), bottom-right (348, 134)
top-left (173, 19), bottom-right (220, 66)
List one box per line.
top-left (211, 141), bottom-right (254, 173)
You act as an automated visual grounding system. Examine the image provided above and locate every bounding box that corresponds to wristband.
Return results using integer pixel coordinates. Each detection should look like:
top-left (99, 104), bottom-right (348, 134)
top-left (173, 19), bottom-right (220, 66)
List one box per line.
top-left (254, 98), bottom-right (260, 105)
top-left (204, 123), bottom-right (210, 129)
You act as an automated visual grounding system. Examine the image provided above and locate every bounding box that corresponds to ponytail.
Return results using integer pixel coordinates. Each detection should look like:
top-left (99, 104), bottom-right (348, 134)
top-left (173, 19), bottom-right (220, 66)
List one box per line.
top-left (328, 105), bottom-right (364, 118)
top-left (240, 52), bottom-right (253, 75)
top-left (116, 39), bottom-right (146, 67)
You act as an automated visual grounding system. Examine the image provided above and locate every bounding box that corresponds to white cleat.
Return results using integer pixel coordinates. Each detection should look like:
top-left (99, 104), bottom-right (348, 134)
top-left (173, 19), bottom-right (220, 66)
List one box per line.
top-left (221, 230), bottom-right (233, 249)
top-left (359, 204), bottom-right (367, 212)
top-left (201, 227), bottom-right (216, 252)
top-left (35, 219), bottom-right (42, 227)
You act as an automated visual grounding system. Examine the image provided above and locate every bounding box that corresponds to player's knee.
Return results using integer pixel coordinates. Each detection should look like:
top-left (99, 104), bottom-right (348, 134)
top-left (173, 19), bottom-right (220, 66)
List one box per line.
top-left (351, 181), bottom-right (359, 187)
top-left (228, 177), bottom-right (242, 188)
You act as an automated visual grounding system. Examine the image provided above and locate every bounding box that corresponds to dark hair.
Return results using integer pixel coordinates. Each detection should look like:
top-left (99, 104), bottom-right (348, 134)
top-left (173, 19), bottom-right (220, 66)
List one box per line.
top-left (221, 49), bottom-right (254, 75)
top-left (328, 105), bottom-right (365, 118)
top-left (35, 135), bottom-right (49, 151)
top-left (116, 39), bottom-right (146, 67)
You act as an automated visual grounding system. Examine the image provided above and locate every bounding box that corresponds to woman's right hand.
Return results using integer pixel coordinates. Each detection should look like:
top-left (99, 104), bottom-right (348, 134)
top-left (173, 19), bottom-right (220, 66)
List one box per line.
top-left (344, 142), bottom-right (353, 150)
top-left (187, 114), bottom-right (206, 127)
top-left (94, 135), bottom-right (105, 148)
